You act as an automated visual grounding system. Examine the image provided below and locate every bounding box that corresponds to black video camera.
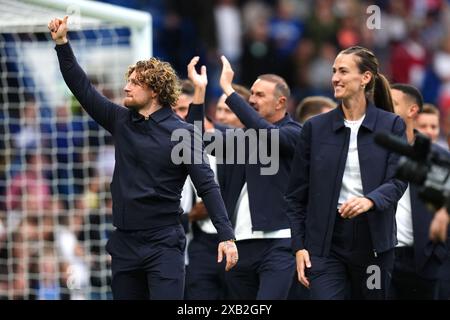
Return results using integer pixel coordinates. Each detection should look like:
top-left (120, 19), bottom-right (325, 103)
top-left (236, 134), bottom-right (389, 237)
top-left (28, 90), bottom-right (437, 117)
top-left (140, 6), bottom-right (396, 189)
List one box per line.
top-left (375, 132), bottom-right (450, 211)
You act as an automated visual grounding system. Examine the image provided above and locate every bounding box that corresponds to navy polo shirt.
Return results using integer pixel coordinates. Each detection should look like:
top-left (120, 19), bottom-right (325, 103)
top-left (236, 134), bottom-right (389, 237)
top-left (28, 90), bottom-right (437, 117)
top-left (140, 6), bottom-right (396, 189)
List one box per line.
top-left (55, 42), bottom-right (234, 241)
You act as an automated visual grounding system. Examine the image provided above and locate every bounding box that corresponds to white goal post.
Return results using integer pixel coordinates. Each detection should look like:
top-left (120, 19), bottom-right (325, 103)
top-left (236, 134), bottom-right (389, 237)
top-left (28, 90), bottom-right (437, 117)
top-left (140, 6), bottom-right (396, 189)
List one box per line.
top-left (8, 0), bottom-right (152, 60)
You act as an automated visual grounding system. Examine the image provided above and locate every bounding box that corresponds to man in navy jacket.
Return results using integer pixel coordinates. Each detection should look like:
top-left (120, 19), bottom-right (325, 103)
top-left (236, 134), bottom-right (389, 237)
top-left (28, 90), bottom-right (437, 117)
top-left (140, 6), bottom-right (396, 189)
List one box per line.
top-left (187, 56), bottom-right (302, 299)
top-left (48, 16), bottom-right (237, 300)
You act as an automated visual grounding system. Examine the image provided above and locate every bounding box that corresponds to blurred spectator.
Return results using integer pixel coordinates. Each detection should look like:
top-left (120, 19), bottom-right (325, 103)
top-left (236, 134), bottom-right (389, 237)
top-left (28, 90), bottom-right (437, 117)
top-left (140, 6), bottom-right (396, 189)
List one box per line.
top-left (214, 0), bottom-right (242, 64)
top-left (78, 195), bottom-right (113, 300)
top-left (240, 9), bottom-right (278, 88)
top-left (307, 42), bottom-right (337, 95)
top-left (290, 38), bottom-right (316, 103)
top-left (52, 198), bottom-right (90, 300)
top-left (95, 143), bottom-right (115, 182)
top-left (434, 34), bottom-right (450, 133)
top-left (415, 103), bottom-right (441, 143)
top-left (269, 0), bottom-right (304, 59)
top-left (11, 99), bottom-right (49, 151)
top-left (82, 168), bottom-right (102, 212)
top-left (172, 79), bottom-right (195, 120)
top-left (6, 151), bottom-right (52, 216)
top-left (419, 8), bottom-right (447, 51)
top-left (215, 84), bottom-right (249, 128)
top-left (390, 23), bottom-right (427, 88)
top-left (9, 216), bottom-right (40, 299)
top-left (184, 81), bottom-right (251, 300)
top-left (210, 0), bottom-right (244, 95)
top-left (35, 244), bottom-right (65, 300)
top-left (304, 0), bottom-right (339, 50)
top-left (337, 16), bottom-right (361, 49)
top-left (51, 102), bottom-right (85, 198)
top-left (374, 0), bottom-right (409, 47)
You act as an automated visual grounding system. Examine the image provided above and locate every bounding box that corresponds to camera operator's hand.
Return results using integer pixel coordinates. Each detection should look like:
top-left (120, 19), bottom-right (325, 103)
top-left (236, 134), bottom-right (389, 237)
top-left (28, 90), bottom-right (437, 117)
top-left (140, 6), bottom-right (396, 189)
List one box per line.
top-left (429, 207), bottom-right (449, 242)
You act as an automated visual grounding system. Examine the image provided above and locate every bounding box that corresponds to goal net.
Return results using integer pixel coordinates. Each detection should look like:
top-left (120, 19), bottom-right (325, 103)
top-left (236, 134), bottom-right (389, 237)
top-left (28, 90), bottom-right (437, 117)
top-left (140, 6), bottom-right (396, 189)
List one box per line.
top-left (0, 0), bottom-right (151, 300)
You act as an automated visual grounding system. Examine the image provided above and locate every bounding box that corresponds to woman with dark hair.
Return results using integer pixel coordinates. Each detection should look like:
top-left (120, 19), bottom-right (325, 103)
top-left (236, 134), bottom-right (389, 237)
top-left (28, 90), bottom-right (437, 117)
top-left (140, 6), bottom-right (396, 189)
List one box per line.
top-left (285, 46), bottom-right (407, 299)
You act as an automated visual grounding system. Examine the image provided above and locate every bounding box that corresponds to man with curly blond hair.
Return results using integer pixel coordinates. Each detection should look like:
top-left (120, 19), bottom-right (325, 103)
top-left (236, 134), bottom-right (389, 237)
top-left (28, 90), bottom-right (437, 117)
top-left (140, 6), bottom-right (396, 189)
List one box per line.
top-left (48, 16), bottom-right (238, 300)
top-left (125, 58), bottom-right (181, 111)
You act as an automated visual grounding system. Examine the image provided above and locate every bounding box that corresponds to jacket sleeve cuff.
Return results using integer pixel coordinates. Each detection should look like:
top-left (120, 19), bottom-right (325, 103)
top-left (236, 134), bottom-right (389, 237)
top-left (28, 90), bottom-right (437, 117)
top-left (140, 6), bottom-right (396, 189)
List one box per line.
top-left (365, 194), bottom-right (379, 211)
top-left (217, 229), bottom-right (236, 242)
top-left (54, 41), bottom-right (71, 52)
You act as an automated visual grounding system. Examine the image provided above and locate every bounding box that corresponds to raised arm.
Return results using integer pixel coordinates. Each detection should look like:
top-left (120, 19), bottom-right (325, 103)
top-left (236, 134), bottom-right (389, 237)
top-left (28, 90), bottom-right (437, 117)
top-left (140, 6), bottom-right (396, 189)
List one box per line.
top-left (185, 56), bottom-right (207, 134)
top-left (185, 56), bottom-right (234, 164)
top-left (219, 56), bottom-right (301, 154)
top-left (188, 56), bottom-right (208, 105)
top-left (48, 16), bottom-right (120, 133)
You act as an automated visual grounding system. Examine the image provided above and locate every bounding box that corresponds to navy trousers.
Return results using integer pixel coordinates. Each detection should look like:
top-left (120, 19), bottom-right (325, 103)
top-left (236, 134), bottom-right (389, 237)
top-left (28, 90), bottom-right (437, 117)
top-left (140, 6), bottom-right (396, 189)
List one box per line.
top-left (307, 214), bottom-right (394, 300)
top-left (185, 227), bottom-right (227, 300)
top-left (225, 238), bottom-right (295, 300)
top-left (287, 271), bottom-right (311, 300)
top-left (106, 224), bottom-right (186, 300)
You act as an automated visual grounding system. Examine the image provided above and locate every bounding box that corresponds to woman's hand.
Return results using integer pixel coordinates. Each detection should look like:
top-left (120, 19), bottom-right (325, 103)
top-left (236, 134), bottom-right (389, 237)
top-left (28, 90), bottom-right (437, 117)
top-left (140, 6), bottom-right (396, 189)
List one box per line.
top-left (339, 197), bottom-right (374, 219)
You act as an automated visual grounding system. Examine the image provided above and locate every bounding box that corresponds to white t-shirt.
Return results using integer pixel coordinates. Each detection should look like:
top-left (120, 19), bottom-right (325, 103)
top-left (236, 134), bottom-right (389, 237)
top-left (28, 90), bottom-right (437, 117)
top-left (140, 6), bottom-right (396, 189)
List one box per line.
top-left (234, 183), bottom-right (291, 241)
top-left (338, 115), bottom-right (365, 208)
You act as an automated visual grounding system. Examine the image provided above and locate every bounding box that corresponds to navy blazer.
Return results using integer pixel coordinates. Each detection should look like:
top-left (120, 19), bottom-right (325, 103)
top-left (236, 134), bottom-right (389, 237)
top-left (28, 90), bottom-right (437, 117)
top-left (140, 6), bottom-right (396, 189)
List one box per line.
top-left (213, 123), bottom-right (246, 227)
top-left (286, 102), bottom-right (408, 256)
top-left (187, 93), bottom-right (302, 231)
